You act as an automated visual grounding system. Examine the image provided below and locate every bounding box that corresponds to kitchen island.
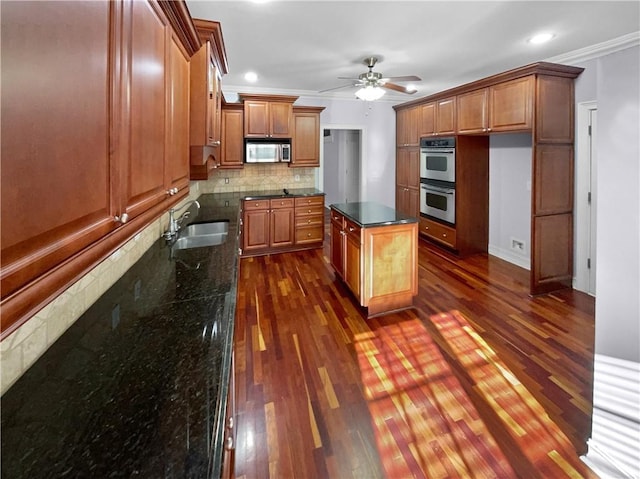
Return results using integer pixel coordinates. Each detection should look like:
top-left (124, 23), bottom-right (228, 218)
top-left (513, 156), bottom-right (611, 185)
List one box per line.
top-left (330, 202), bottom-right (418, 317)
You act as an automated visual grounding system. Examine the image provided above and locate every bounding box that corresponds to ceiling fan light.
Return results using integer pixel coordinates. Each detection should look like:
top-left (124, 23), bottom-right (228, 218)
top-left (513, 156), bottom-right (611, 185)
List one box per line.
top-left (355, 86), bottom-right (385, 101)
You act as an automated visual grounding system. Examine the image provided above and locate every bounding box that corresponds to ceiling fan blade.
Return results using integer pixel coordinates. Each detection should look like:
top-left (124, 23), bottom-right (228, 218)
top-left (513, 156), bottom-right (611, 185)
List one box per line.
top-left (381, 75), bottom-right (422, 82)
top-left (319, 83), bottom-right (357, 93)
top-left (383, 82), bottom-right (418, 94)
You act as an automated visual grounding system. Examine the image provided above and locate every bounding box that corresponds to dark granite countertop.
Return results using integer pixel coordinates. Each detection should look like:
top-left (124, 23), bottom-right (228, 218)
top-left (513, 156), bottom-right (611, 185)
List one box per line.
top-left (330, 201), bottom-right (418, 227)
top-left (241, 187), bottom-right (324, 200)
top-left (1, 192), bottom-right (242, 479)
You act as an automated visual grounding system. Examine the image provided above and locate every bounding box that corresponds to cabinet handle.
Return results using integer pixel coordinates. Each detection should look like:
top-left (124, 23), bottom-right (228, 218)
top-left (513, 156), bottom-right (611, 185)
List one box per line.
top-left (114, 213), bottom-right (129, 224)
top-left (348, 227), bottom-right (355, 232)
top-left (225, 435), bottom-right (234, 451)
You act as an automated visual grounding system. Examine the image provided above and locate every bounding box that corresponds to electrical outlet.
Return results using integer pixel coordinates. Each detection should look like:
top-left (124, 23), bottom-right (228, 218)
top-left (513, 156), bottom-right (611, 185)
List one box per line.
top-left (510, 238), bottom-right (525, 252)
top-left (224, 178), bottom-right (229, 184)
top-left (294, 174), bottom-right (300, 182)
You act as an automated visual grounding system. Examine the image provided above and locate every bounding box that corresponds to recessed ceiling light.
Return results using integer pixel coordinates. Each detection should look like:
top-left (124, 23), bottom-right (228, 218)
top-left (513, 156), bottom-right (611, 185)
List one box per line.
top-left (244, 71), bottom-right (258, 83)
top-left (528, 32), bottom-right (555, 44)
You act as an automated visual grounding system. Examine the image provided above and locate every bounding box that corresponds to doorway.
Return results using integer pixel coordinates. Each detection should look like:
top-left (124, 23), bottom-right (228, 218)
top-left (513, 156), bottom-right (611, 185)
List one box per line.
top-left (321, 128), bottom-right (362, 206)
top-left (575, 101), bottom-right (598, 296)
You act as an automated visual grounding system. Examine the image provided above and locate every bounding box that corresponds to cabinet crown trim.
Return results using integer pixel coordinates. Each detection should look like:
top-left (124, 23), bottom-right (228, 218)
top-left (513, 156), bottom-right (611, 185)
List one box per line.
top-left (239, 93), bottom-right (299, 104)
top-left (393, 61), bottom-right (584, 111)
top-left (192, 18), bottom-right (228, 75)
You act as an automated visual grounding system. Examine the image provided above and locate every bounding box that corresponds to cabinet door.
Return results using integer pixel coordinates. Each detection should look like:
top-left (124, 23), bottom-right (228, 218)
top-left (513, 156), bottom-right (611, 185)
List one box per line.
top-left (209, 60), bottom-right (222, 146)
top-left (121, 0), bottom-right (168, 219)
top-left (344, 227), bottom-right (362, 300)
top-left (0, 1), bottom-right (115, 304)
top-left (165, 32), bottom-right (190, 193)
top-left (420, 102), bottom-right (436, 137)
top-left (457, 89), bottom-right (488, 134)
top-left (396, 106), bottom-right (420, 146)
top-left (489, 76), bottom-right (533, 132)
top-left (436, 97), bottom-right (456, 135)
top-left (330, 211), bottom-right (345, 278)
top-left (244, 101), bottom-right (269, 137)
top-left (291, 111), bottom-right (320, 167)
top-left (220, 107), bottom-right (244, 168)
top-left (243, 209), bottom-right (270, 251)
top-left (396, 148), bottom-right (419, 188)
top-left (270, 208), bottom-right (294, 247)
top-left (269, 102), bottom-right (293, 138)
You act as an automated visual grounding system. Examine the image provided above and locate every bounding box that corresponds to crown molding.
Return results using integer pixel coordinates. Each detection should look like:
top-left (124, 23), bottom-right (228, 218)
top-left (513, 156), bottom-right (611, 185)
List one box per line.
top-left (546, 31), bottom-right (640, 65)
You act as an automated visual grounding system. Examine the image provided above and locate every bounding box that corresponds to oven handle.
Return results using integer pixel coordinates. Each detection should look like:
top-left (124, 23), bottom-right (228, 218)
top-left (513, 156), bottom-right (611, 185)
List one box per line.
top-left (421, 148), bottom-right (455, 155)
top-left (421, 184), bottom-right (455, 195)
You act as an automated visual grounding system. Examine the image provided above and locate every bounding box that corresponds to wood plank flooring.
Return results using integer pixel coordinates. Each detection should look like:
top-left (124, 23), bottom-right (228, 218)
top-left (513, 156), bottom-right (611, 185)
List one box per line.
top-left (233, 227), bottom-right (595, 478)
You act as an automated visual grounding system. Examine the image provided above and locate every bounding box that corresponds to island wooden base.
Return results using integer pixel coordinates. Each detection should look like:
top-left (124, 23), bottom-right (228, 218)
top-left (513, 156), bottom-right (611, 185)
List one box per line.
top-left (330, 206), bottom-right (418, 318)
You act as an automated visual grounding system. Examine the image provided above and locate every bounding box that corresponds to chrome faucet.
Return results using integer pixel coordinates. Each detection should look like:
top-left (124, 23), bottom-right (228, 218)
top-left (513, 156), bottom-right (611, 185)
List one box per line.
top-left (163, 200), bottom-right (200, 240)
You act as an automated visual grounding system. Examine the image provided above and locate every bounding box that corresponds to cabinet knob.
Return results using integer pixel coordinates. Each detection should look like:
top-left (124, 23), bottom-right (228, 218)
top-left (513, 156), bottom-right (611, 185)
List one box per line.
top-left (349, 227), bottom-right (354, 232)
top-left (225, 436), bottom-right (234, 451)
top-left (308, 209), bottom-right (312, 213)
top-left (114, 213), bottom-right (129, 224)
top-left (307, 219), bottom-right (311, 224)
top-left (442, 233), bottom-right (447, 237)
top-left (307, 233), bottom-right (312, 237)
top-left (424, 226), bottom-right (429, 230)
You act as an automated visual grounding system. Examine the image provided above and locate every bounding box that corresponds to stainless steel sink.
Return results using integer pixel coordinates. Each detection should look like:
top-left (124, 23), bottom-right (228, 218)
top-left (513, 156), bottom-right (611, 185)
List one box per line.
top-left (172, 221), bottom-right (229, 250)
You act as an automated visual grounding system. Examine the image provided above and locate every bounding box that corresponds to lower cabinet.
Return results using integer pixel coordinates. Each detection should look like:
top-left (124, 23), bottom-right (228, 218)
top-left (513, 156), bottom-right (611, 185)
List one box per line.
top-left (241, 194), bottom-right (324, 256)
top-left (419, 217), bottom-right (456, 249)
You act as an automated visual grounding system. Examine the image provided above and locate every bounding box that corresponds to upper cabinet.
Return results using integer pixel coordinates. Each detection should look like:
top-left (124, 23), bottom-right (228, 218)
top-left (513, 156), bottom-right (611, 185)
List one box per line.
top-left (396, 105), bottom-right (420, 146)
top-left (1, 0), bottom-right (200, 336)
top-left (219, 103), bottom-right (244, 168)
top-left (291, 106), bottom-right (325, 167)
top-left (189, 19), bottom-right (228, 180)
top-left (419, 97), bottom-right (456, 137)
top-left (239, 94), bottom-right (297, 139)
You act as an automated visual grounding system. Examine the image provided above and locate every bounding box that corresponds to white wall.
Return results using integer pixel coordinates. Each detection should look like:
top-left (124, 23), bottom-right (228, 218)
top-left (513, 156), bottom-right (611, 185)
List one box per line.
top-left (488, 134), bottom-right (532, 269)
top-left (296, 95), bottom-right (398, 207)
top-left (323, 130), bottom-right (341, 205)
top-left (572, 46), bottom-right (640, 363)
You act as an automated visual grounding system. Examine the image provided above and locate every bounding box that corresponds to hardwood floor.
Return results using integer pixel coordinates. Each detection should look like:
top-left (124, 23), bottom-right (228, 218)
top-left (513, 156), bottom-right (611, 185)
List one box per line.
top-left (233, 229), bottom-right (596, 478)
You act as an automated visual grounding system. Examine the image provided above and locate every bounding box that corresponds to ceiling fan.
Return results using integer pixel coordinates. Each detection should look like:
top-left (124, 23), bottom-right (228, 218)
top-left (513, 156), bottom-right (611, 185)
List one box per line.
top-left (321, 56), bottom-right (421, 100)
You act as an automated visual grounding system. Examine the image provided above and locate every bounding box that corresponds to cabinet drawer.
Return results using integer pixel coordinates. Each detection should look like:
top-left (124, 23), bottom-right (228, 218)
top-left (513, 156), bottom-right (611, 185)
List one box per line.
top-left (419, 217), bottom-right (456, 248)
top-left (295, 225), bottom-right (324, 244)
top-left (344, 218), bottom-right (361, 241)
top-left (294, 195), bottom-right (324, 207)
top-left (295, 205), bottom-right (324, 217)
top-left (244, 199), bottom-right (270, 210)
top-left (295, 214), bottom-right (324, 227)
top-left (270, 198), bottom-right (295, 209)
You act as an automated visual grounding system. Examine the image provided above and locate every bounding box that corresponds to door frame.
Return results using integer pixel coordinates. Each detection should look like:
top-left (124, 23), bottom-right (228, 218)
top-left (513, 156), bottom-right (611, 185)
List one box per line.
top-left (574, 100), bottom-right (597, 295)
top-left (318, 124), bottom-right (365, 204)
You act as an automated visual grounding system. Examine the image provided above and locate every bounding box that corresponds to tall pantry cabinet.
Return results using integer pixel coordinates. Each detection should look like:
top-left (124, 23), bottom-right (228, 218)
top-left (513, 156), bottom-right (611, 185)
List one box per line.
top-left (0, 0), bottom-right (200, 336)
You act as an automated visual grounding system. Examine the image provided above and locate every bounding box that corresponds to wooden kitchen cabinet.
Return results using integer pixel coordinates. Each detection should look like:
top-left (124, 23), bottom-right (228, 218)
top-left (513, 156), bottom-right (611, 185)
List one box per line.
top-left (189, 20), bottom-right (228, 179)
top-left (396, 105), bottom-right (420, 146)
top-left (394, 62), bottom-right (582, 295)
top-left (294, 195), bottom-right (325, 245)
top-left (291, 106), bottom-right (325, 167)
top-left (239, 94), bottom-right (298, 139)
top-left (395, 147), bottom-right (420, 217)
top-left (419, 217), bottom-right (457, 249)
top-left (242, 198), bottom-right (294, 253)
top-left (219, 104), bottom-right (244, 168)
top-left (489, 75), bottom-right (533, 132)
top-left (1, 0), bottom-right (200, 336)
top-left (419, 97), bottom-right (456, 137)
top-left (270, 199), bottom-right (295, 248)
top-left (330, 205), bottom-right (418, 317)
top-left (456, 88), bottom-right (489, 134)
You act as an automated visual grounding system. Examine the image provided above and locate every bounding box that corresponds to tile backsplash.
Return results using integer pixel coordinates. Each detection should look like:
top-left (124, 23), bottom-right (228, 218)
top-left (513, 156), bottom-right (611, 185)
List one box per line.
top-left (201, 163), bottom-right (316, 193)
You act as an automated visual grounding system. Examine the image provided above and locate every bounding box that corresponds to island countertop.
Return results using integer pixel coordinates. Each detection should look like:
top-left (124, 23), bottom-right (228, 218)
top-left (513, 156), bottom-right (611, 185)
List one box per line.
top-left (330, 201), bottom-right (418, 227)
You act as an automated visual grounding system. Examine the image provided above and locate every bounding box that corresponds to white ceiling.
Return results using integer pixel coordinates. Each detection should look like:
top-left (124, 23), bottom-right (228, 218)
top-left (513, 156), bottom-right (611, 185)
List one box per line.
top-left (185, 0), bottom-right (640, 102)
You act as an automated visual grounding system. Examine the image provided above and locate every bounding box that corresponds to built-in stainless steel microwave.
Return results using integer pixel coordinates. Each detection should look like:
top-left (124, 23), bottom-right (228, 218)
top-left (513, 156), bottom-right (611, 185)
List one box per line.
top-left (245, 141), bottom-right (291, 163)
